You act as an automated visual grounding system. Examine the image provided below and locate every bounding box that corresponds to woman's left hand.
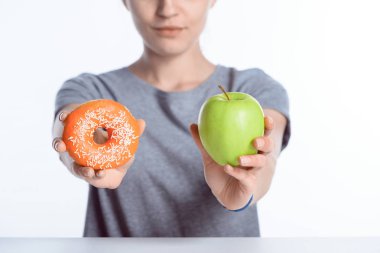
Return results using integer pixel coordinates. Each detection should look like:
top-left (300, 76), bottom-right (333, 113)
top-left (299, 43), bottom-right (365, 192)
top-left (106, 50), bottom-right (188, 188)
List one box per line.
top-left (189, 115), bottom-right (277, 210)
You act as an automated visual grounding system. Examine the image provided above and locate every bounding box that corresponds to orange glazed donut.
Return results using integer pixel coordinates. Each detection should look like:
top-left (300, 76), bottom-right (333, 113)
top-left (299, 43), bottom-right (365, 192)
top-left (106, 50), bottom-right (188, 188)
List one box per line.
top-left (62, 99), bottom-right (140, 170)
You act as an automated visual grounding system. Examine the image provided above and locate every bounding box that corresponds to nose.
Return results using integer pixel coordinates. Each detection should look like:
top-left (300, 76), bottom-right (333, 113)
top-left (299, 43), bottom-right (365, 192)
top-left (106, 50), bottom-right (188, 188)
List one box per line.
top-left (157, 0), bottom-right (178, 18)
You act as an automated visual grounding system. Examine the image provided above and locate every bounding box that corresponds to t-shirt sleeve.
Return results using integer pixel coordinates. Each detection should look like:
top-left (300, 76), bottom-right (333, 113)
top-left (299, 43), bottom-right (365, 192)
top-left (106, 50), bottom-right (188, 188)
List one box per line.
top-left (241, 69), bottom-right (291, 152)
top-left (54, 73), bottom-right (101, 119)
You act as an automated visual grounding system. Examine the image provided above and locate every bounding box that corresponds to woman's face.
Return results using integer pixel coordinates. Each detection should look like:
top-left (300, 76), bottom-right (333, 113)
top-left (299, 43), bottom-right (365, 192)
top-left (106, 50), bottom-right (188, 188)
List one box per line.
top-left (124, 0), bottom-right (216, 56)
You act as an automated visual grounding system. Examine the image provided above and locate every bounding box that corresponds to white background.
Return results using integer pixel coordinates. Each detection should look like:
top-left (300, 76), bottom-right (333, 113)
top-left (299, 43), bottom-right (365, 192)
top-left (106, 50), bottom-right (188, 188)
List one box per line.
top-left (0, 0), bottom-right (379, 237)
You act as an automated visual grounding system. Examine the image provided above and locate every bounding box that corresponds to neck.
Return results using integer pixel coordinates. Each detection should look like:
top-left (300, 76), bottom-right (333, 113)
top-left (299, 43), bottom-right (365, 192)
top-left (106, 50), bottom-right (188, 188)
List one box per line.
top-left (128, 42), bottom-right (216, 92)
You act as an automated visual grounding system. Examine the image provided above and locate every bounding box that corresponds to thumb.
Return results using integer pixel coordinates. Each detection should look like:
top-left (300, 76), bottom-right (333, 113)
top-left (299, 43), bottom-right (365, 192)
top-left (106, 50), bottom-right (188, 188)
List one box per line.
top-left (136, 119), bottom-right (146, 136)
top-left (189, 123), bottom-right (209, 158)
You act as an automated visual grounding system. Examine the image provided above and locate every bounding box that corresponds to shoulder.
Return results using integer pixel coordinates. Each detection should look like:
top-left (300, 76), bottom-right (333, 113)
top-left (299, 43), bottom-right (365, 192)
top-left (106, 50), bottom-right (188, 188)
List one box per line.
top-left (218, 65), bottom-right (287, 94)
top-left (64, 66), bottom-right (129, 85)
top-left (222, 66), bottom-right (284, 91)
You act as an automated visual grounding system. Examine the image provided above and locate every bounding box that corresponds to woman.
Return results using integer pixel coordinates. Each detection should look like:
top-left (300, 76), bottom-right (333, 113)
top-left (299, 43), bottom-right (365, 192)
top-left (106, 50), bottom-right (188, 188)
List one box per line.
top-left (52, 0), bottom-right (291, 236)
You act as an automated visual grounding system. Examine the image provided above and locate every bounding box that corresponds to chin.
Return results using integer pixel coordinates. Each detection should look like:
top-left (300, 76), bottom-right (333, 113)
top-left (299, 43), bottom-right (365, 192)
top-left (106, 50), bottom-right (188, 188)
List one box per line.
top-left (157, 47), bottom-right (188, 57)
top-left (145, 38), bottom-right (196, 57)
top-left (151, 45), bottom-right (190, 57)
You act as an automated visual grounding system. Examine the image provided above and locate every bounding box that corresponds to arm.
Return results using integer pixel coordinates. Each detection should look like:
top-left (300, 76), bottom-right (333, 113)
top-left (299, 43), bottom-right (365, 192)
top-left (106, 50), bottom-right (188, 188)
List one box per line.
top-left (245, 108), bottom-right (287, 205)
top-left (189, 108), bottom-right (288, 210)
top-left (52, 104), bottom-right (80, 171)
top-left (52, 103), bottom-right (146, 189)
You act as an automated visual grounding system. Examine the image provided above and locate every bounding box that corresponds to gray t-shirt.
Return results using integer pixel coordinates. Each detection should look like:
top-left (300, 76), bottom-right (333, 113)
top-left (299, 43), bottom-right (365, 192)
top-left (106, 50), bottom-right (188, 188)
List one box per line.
top-left (54, 64), bottom-right (291, 237)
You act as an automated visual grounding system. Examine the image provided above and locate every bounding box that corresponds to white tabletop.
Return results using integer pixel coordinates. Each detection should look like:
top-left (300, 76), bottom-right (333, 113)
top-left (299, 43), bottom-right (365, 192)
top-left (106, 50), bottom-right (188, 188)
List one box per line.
top-left (0, 237), bottom-right (379, 253)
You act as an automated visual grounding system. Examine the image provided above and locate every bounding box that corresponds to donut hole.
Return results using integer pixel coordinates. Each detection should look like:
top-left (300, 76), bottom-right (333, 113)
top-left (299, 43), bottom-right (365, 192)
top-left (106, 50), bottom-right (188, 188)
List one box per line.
top-left (93, 127), bottom-right (109, 144)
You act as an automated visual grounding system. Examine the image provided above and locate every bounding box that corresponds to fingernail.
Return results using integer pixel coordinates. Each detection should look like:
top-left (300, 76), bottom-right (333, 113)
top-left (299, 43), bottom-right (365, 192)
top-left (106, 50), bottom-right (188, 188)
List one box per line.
top-left (224, 165), bottom-right (232, 171)
top-left (190, 124), bottom-right (197, 133)
top-left (84, 168), bottom-right (91, 177)
top-left (256, 139), bottom-right (264, 148)
top-left (59, 112), bottom-right (65, 121)
top-left (52, 139), bottom-right (60, 151)
top-left (54, 141), bottom-right (60, 151)
top-left (239, 157), bottom-right (248, 166)
top-left (96, 170), bottom-right (105, 177)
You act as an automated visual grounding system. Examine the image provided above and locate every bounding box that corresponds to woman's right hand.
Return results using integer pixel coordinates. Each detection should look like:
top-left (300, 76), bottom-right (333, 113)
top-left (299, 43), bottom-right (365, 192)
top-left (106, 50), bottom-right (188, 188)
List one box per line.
top-left (52, 108), bottom-right (146, 189)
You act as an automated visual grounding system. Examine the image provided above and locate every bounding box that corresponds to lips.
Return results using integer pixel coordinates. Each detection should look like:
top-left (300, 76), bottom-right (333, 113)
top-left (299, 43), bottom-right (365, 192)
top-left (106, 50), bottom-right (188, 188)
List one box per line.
top-left (154, 26), bottom-right (184, 30)
top-left (152, 26), bottom-right (185, 37)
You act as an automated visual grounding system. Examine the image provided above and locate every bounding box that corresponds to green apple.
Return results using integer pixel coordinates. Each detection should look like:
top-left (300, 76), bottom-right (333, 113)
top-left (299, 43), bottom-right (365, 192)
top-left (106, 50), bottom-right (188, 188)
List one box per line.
top-left (198, 86), bottom-right (265, 166)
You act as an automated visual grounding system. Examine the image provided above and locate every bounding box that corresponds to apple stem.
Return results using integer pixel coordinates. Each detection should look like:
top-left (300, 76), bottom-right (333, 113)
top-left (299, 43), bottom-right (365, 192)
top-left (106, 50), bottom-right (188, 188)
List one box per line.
top-left (218, 85), bottom-right (230, 101)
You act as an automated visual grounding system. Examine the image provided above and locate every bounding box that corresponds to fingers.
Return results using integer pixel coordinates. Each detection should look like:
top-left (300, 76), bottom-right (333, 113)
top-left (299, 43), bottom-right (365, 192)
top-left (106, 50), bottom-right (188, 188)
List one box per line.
top-left (224, 164), bottom-right (256, 185)
top-left (93, 128), bottom-right (109, 144)
top-left (52, 137), bottom-right (66, 153)
top-left (52, 110), bottom-right (71, 152)
top-left (115, 155), bottom-right (135, 175)
top-left (72, 163), bottom-right (95, 178)
top-left (71, 163), bottom-right (114, 187)
top-left (239, 154), bottom-right (266, 167)
top-left (264, 116), bottom-right (274, 136)
top-left (71, 154), bottom-right (136, 189)
top-left (89, 167), bottom-right (127, 189)
top-left (71, 163), bottom-right (107, 180)
top-left (94, 169), bottom-right (106, 179)
top-left (136, 119), bottom-right (146, 136)
top-left (58, 111), bottom-right (70, 123)
top-left (189, 123), bottom-right (209, 159)
top-left (253, 136), bottom-right (274, 154)
top-left (189, 124), bottom-right (201, 148)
